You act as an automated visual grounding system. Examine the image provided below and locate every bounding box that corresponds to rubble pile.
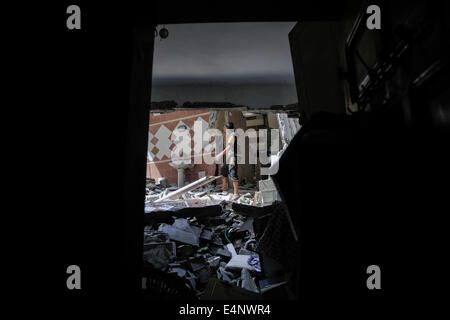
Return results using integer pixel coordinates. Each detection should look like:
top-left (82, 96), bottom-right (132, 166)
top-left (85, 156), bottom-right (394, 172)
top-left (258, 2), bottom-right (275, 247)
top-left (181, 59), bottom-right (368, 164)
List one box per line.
top-left (143, 204), bottom-right (262, 298)
top-left (145, 182), bottom-right (260, 206)
top-left (143, 175), bottom-right (294, 299)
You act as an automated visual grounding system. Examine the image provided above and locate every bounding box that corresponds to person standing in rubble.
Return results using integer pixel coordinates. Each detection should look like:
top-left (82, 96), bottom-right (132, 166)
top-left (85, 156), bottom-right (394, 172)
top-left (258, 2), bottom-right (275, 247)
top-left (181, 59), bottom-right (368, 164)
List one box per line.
top-left (215, 122), bottom-right (239, 201)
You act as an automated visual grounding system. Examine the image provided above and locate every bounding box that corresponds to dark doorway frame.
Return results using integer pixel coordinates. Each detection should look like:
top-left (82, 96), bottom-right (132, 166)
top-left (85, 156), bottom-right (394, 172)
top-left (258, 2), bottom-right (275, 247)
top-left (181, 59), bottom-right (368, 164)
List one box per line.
top-left (122, 2), bottom-right (345, 294)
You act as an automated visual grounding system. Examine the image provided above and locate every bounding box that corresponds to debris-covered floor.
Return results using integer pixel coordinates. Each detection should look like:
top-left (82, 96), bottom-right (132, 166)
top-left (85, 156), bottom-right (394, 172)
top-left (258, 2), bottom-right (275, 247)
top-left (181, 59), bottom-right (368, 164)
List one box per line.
top-left (142, 176), bottom-right (296, 299)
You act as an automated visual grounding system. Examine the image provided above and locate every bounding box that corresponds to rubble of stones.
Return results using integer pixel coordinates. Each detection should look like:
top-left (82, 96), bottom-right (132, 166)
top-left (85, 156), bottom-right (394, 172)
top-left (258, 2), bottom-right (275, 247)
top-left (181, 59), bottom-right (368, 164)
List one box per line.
top-left (143, 179), bottom-right (262, 298)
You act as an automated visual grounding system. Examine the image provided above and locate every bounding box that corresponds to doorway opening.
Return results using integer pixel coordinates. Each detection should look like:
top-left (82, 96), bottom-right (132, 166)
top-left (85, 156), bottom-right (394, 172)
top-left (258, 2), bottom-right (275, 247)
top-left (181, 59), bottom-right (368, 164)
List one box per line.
top-left (142, 22), bottom-right (301, 300)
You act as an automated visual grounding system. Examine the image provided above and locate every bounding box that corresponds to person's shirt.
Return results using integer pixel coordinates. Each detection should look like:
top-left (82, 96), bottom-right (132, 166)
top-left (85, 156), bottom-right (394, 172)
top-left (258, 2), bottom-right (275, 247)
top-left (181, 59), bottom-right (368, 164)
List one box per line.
top-left (226, 132), bottom-right (238, 165)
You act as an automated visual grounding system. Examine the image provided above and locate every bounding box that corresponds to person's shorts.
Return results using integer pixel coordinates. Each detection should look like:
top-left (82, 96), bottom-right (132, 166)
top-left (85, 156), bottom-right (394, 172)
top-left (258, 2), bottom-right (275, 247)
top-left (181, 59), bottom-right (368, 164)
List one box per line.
top-left (220, 163), bottom-right (239, 181)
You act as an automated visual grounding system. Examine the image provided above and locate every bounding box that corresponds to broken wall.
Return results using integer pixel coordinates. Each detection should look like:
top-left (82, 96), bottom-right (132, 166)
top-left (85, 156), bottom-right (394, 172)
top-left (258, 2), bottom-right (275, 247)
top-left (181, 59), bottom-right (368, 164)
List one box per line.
top-left (147, 110), bottom-right (215, 185)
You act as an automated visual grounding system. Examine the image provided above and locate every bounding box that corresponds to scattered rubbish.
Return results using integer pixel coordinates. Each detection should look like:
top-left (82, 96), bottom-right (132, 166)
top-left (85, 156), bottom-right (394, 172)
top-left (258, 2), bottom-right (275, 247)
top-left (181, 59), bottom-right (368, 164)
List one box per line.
top-left (197, 246), bottom-right (209, 255)
top-left (168, 267), bottom-right (188, 278)
top-left (216, 267), bottom-right (236, 282)
top-left (143, 243), bottom-right (175, 270)
top-left (159, 218), bottom-right (201, 246)
top-left (146, 178), bottom-right (156, 189)
top-left (248, 254), bottom-right (262, 273)
top-left (144, 230), bottom-right (169, 243)
top-left (238, 248), bottom-right (253, 255)
top-left (143, 180), bottom-right (290, 299)
top-left (177, 245), bottom-right (194, 258)
top-left (211, 237), bottom-right (223, 247)
top-left (225, 227), bottom-right (248, 242)
top-left (155, 176), bottom-right (221, 203)
top-left (226, 243), bottom-right (237, 257)
top-left (157, 177), bottom-right (169, 188)
top-left (195, 266), bottom-right (211, 284)
top-left (225, 254), bottom-right (256, 272)
top-left (207, 256), bottom-right (221, 269)
top-left (244, 239), bottom-right (257, 251)
top-left (216, 248), bottom-right (232, 261)
top-left (189, 256), bottom-right (207, 272)
top-left (200, 228), bottom-right (213, 241)
top-left (241, 268), bottom-right (260, 293)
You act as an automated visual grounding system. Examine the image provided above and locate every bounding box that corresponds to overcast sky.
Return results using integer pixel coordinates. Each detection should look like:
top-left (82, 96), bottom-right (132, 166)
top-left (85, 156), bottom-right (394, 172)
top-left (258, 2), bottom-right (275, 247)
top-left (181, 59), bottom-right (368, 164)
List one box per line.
top-left (152, 22), bottom-right (297, 85)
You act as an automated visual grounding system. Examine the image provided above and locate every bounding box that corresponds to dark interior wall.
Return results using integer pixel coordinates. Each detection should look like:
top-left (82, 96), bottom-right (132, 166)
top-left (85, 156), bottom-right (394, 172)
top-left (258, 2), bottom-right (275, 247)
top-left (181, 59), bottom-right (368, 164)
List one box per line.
top-left (279, 0), bottom-right (450, 306)
top-left (289, 0), bottom-right (449, 129)
top-left (289, 21), bottom-right (347, 118)
top-left (27, 2), bottom-right (140, 303)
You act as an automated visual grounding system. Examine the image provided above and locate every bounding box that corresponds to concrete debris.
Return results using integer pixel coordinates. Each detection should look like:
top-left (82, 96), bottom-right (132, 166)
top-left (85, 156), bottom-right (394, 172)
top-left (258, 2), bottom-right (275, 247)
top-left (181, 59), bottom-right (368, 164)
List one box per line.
top-left (200, 228), bottom-right (213, 241)
top-left (196, 246), bottom-right (209, 255)
top-left (189, 256), bottom-right (207, 272)
top-left (159, 220), bottom-right (201, 246)
top-left (146, 178), bottom-right (156, 189)
top-left (207, 256), bottom-right (221, 269)
top-left (195, 266), bottom-right (211, 284)
top-left (216, 267), bottom-right (236, 282)
top-left (241, 269), bottom-right (260, 293)
top-left (157, 177), bottom-right (169, 188)
top-left (225, 254), bottom-right (257, 272)
top-left (248, 254), bottom-right (262, 273)
top-left (144, 230), bottom-right (170, 243)
top-left (216, 248), bottom-right (232, 261)
top-left (155, 175), bottom-right (221, 203)
top-left (143, 181), bottom-right (288, 299)
top-left (226, 243), bottom-right (238, 257)
top-left (239, 248), bottom-right (254, 255)
top-left (168, 267), bottom-right (188, 278)
top-left (177, 244), bottom-right (194, 258)
top-left (143, 242), bottom-right (175, 270)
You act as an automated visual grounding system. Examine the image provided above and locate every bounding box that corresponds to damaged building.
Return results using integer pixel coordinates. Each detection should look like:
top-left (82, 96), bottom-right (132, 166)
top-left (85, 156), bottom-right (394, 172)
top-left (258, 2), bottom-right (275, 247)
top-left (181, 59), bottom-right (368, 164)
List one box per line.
top-left (141, 21), bottom-right (302, 299)
top-left (129, 0), bottom-right (449, 302)
top-left (29, 0), bottom-right (449, 311)
top-left (143, 116), bottom-right (299, 298)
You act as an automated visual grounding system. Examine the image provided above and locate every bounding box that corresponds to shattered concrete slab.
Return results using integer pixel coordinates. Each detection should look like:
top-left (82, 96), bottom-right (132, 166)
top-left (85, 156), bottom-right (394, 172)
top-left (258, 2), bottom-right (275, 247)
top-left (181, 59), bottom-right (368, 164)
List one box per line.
top-left (225, 254), bottom-right (257, 272)
top-left (188, 256), bottom-right (207, 272)
top-left (168, 267), bottom-right (188, 278)
top-left (145, 199), bottom-right (221, 213)
top-left (195, 266), bottom-right (211, 284)
top-left (200, 228), bottom-right (213, 241)
top-left (143, 242), bottom-right (175, 270)
top-left (207, 256), bottom-right (221, 269)
top-left (159, 220), bottom-right (201, 247)
top-left (216, 248), bottom-right (232, 261)
top-left (143, 230), bottom-right (170, 243)
top-left (216, 267), bottom-right (237, 282)
top-left (241, 269), bottom-right (260, 293)
top-left (177, 244), bottom-right (194, 258)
